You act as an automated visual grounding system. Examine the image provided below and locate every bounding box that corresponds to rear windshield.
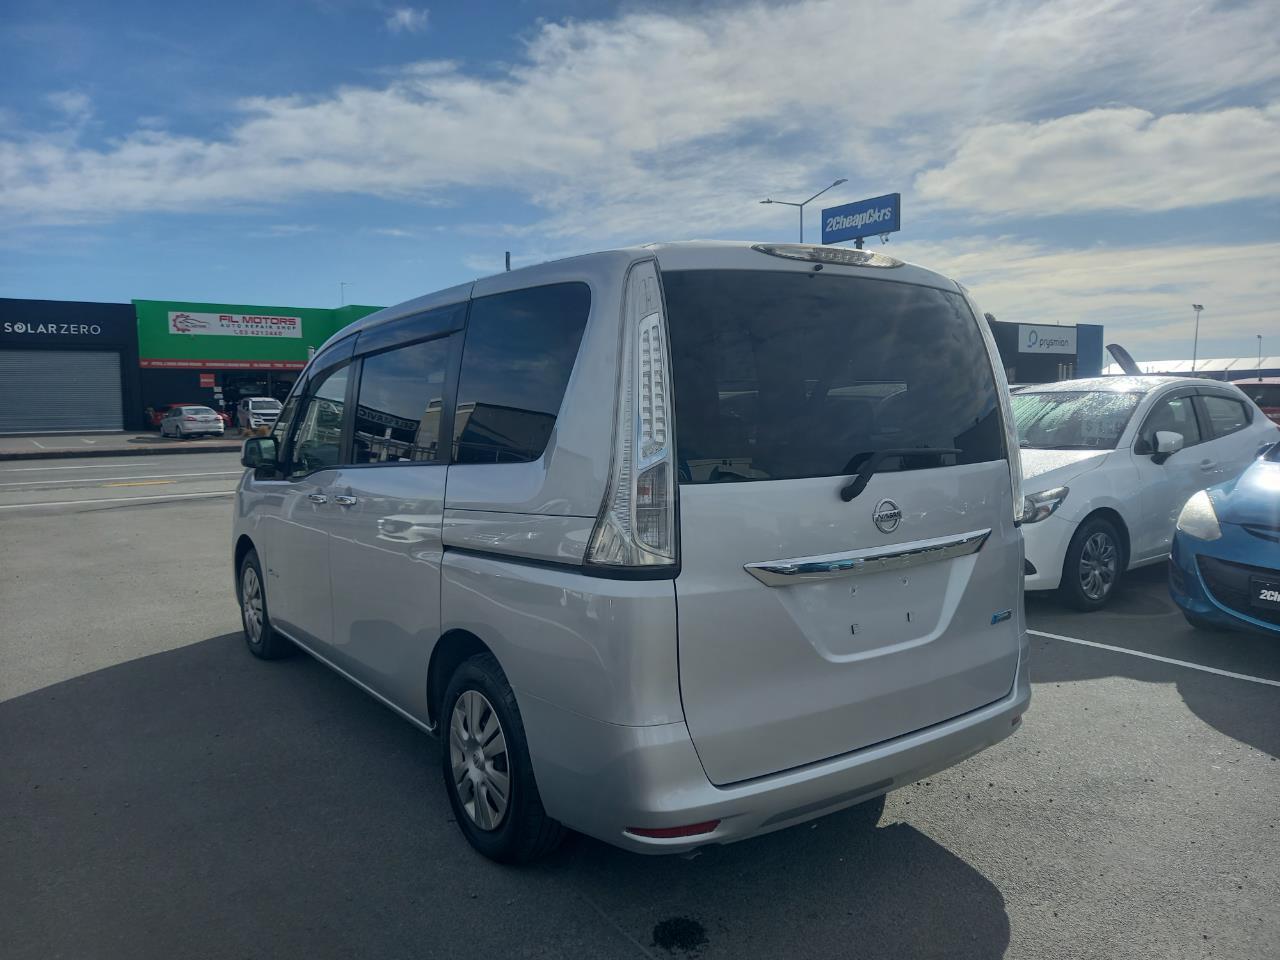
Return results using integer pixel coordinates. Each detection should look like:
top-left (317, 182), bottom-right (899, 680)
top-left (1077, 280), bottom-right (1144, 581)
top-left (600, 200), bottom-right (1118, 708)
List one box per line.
top-left (184, 407), bottom-right (215, 415)
top-left (1012, 391), bottom-right (1141, 450)
top-left (664, 270), bottom-right (1004, 484)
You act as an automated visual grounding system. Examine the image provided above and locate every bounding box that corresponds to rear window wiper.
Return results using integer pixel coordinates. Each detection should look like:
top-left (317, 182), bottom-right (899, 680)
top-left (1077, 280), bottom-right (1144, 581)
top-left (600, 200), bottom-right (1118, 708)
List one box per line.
top-left (839, 447), bottom-right (961, 502)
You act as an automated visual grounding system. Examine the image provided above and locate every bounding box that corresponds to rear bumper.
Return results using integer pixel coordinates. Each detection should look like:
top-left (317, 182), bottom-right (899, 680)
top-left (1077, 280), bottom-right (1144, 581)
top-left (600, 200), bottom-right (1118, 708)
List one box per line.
top-left (1021, 514), bottom-right (1076, 591)
top-left (523, 633), bottom-right (1031, 854)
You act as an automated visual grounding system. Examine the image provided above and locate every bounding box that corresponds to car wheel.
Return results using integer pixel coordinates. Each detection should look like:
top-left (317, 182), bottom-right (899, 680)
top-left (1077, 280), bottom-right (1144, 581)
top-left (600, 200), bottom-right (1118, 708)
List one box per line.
top-left (1059, 516), bottom-right (1124, 611)
top-left (441, 653), bottom-right (565, 863)
top-left (238, 549), bottom-right (292, 659)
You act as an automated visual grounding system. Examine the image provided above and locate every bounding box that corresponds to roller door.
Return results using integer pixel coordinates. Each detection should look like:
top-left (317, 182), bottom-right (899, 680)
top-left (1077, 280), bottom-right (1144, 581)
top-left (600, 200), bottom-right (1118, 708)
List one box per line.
top-left (0, 349), bottom-right (123, 433)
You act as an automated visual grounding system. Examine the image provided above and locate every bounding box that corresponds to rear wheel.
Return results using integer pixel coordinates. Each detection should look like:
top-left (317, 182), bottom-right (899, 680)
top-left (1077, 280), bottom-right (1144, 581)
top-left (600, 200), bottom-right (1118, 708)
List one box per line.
top-left (1059, 516), bottom-right (1124, 611)
top-left (441, 653), bottom-right (564, 863)
top-left (238, 549), bottom-right (292, 659)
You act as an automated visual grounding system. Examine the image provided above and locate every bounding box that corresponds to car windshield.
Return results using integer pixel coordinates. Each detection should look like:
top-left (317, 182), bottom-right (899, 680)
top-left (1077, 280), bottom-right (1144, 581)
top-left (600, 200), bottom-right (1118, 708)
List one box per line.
top-left (250, 400), bottom-right (281, 411)
top-left (1012, 391), bottom-right (1141, 450)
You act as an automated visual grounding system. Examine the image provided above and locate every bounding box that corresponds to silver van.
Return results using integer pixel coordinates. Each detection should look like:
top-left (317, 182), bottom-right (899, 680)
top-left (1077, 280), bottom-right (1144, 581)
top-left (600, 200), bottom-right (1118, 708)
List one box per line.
top-left (233, 242), bottom-right (1030, 862)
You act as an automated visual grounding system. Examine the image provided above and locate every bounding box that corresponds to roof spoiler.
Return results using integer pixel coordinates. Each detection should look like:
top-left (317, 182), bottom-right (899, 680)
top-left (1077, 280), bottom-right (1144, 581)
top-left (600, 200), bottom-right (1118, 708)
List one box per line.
top-left (1106, 343), bottom-right (1141, 376)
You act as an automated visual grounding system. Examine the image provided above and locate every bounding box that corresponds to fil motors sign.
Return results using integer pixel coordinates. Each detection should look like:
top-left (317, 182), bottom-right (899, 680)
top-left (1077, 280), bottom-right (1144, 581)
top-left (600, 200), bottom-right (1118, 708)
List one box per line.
top-left (168, 311), bottom-right (302, 339)
top-left (1018, 324), bottom-right (1077, 355)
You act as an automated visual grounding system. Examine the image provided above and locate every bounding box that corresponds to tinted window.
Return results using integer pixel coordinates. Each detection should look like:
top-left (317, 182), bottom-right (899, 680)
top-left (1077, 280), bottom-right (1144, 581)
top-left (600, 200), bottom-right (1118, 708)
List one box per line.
top-left (1137, 394), bottom-right (1201, 451)
top-left (664, 270), bottom-right (1004, 483)
top-left (1239, 383), bottom-right (1280, 408)
top-left (453, 282), bottom-right (591, 464)
top-left (1012, 391), bottom-right (1141, 450)
top-left (353, 337), bottom-right (451, 463)
top-left (1201, 394), bottom-right (1250, 437)
top-left (288, 365), bottom-right (349, 478)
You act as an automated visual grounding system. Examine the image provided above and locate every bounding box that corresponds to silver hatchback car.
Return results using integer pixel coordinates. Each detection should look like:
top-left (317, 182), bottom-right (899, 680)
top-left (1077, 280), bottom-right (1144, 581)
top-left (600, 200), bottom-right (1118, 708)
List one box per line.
top-left (233, 242), bottom-right (1031, 862)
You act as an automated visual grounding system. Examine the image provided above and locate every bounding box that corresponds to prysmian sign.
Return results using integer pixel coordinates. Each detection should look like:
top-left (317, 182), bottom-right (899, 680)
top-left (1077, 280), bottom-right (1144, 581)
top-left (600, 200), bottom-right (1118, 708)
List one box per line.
top-left (821, 193), bottom-right (901, 245)
top-left (168, 311), bottom-right (302, 339)
top-left (1018, 324), bottom-right (1077, 355)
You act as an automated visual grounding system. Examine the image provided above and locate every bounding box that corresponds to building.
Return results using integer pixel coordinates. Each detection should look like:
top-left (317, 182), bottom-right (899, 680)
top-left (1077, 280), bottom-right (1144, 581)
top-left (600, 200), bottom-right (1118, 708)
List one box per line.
top-left (986, 319), bottom-right (1104, 385)
top-left (0, 296), bottom-right (380, 435)
top-left (0, 298), bottom-right (143, 433)
top-left (133, 299), bottom-right (380, 422)
top-left (1102, 356), bottom-right (1280, 380)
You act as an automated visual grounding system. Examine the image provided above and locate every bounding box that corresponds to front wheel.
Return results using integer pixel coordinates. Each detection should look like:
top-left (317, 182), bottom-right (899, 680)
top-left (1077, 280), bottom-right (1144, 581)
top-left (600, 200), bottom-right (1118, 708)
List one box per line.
top-left (441, 653), bottom-right (564, 863)
top-left (238, 549), bottom-right (292, 659)
top-left (1059, 516), bottom-right (1124, 610)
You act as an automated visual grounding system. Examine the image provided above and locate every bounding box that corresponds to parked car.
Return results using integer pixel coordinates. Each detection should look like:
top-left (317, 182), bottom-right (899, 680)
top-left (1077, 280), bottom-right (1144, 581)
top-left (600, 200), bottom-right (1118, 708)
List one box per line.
top-left (1014, 376), bottom-right (1278, 609)
top-left (160, 405), bottom-right (225, 438)
top-left (237, 396), bottom-right (283, 431)
top-left (233, 241), bottom-right (1031, 862)
top-left (149, 402), bottom-right (230, 430)
top-left (1234, 378), bottom-right (1280, 425)
top-left (1170, 442), bottom-right (1280, 634)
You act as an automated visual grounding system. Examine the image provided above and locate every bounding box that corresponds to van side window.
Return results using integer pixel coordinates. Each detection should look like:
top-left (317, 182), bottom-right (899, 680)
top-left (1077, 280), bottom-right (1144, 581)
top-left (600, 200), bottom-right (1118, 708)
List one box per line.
top-left (287, 365), bottom-right (350, 479)
top-left (1200, 394), bottom-right (1250, 438)
top-left (352, 337), bottom-right (452, 463)
top-left (453, 282), bottom-right (591, 464)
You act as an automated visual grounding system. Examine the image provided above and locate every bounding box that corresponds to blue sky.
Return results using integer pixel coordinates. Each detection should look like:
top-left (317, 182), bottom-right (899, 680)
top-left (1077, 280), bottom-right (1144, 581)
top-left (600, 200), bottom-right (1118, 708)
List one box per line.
top-left (2, 0), bottom-right (1278, 360)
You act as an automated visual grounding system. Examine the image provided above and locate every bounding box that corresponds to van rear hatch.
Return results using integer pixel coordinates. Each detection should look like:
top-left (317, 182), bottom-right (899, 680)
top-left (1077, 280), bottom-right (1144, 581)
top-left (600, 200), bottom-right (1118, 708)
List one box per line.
top-left (664, 266), bottom-right (1022, 786)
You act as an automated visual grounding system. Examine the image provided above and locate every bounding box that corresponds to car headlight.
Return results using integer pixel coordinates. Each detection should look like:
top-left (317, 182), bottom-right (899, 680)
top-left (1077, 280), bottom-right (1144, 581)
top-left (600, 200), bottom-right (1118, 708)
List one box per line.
top-left (1021, 486), bottom-right (1069, 524)
top-left (1176, 489), bottom-right (1221, 541)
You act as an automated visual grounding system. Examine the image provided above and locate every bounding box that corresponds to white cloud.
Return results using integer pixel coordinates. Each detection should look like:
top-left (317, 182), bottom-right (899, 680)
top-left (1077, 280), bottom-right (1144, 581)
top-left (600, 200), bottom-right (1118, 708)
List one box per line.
top-left (915, 104), bottom-right (1280, 216)
top-left (45, 90), bottom-right (91, 123)
top-left (891, 237), bottom-right (1280, 356)
top-left (3, 0), bottom-right (1279, 229)
top-left (385, 7), bottom-right (428, 34)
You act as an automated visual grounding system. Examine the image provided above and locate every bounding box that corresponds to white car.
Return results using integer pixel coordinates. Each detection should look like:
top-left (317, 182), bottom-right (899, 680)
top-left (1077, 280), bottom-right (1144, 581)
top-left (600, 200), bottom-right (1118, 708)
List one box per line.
top-left (1015, 376), bottom-right (1279, 609)
top-left (237, 396), bottom-right (282, 431)
top-left (159, 405), bottom-right (225, 439)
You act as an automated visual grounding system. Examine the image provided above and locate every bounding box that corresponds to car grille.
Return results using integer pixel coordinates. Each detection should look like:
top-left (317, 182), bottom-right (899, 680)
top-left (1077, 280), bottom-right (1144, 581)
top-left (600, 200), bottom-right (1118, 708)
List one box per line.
top-left (1197, 556), bottom-right (1280, 626)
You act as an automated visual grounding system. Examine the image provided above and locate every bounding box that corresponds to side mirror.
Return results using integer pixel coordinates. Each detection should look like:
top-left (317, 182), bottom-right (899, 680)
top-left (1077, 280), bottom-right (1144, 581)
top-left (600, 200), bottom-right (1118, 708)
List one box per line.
top-left (241, 436), bottom-right (279, 476)
top-left (1151, 430), bottom-right (1184, 464)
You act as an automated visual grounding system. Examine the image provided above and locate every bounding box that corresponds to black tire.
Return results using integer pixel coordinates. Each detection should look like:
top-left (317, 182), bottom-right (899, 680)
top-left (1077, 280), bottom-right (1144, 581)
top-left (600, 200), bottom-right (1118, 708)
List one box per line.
top-left (1058, 515), bottom-right (1125, 611)
top-left (441, 653), bottom-right (565, 863)
top-left (237, 549), bottom-right (293, 659)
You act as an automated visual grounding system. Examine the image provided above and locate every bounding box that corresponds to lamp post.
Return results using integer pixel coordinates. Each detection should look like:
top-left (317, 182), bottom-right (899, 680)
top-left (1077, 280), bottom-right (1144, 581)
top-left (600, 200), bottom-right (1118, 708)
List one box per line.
top-left (339, 281), bottom-right (352, 306)
top-left (1259, 334), bottom-right (1264, 380)
top-left (1190, 304), bottom-right (1204, 373)
top-left (760, 178), bottom-right (847, 243)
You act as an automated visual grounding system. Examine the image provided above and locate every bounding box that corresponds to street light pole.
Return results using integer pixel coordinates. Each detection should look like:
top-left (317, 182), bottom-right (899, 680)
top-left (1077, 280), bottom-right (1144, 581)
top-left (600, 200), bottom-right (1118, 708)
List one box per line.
top-left (760, 178), bottom-right (847, 244)
top-left (339, 281), bottom-right (352, 306)
top-left (1190, 304), bottom-right (1204, 373)
top-left (1259, 334), bottom-right (1264, 380)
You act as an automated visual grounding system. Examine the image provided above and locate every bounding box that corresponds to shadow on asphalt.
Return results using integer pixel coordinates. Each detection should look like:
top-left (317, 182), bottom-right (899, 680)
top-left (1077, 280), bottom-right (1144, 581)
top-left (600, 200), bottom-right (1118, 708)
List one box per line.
top-left (1028, 564), bottom-right (1280, 758)
top-left (1, 633), bottom-right (1010, 960)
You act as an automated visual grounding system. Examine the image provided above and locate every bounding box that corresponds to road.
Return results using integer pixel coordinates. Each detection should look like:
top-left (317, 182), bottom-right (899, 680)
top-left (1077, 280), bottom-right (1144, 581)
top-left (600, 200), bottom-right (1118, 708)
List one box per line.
top-left (1, 456), bottom-right (1277, 960)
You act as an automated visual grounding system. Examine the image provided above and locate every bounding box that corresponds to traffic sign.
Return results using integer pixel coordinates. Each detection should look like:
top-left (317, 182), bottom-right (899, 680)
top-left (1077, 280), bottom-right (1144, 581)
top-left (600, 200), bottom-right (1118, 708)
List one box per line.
top-left (821, 193), bottom-right (901, 245)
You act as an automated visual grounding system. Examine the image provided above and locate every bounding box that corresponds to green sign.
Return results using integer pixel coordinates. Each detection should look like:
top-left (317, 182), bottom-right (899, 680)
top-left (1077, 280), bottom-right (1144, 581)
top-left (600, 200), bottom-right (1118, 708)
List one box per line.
top-left (134, 299), bottom-right (380, 370)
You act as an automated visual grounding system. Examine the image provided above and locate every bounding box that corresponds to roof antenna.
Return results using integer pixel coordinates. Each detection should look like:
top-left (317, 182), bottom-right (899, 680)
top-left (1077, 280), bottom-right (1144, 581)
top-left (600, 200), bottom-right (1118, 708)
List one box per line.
top-left (504, 251), bottom-right (511, 272)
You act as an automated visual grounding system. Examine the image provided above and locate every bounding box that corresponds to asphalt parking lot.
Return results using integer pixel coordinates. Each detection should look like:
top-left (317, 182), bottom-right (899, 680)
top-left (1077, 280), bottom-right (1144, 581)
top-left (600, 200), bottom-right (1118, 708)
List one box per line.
top-left (1, 453), bottom-right (1277, 960)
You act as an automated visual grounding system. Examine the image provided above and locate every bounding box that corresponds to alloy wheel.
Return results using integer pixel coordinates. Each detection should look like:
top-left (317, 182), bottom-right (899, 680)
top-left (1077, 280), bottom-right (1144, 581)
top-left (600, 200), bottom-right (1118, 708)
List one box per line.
top-left (1078, 531), bottom-right (1118, 601)
top-left (241, 565), bottom-right (264, 644)
top-left (449, 690), bottom-right (511, 831)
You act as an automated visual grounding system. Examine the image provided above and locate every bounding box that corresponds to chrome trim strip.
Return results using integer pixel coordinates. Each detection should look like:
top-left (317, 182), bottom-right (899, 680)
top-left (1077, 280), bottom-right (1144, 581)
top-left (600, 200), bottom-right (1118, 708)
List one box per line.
top-left (743, 529), bottom-right (991, 587)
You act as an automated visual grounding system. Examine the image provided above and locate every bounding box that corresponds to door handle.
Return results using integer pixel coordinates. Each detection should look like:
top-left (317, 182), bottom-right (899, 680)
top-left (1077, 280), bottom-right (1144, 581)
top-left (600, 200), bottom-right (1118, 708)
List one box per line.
top-left (307, 493), bottom-right (328, 504)
top-left (333, 495), bottom-right (357, 507)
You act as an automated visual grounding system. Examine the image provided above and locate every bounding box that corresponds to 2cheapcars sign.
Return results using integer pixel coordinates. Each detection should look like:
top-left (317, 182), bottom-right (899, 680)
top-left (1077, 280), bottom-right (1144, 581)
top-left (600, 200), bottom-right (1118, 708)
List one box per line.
top-left (1018, 324), bottom-right (1077, 355)
top-left (821, 193), bottom-right (902, 245)
top-left (168, 311), bottom-right (302, 339)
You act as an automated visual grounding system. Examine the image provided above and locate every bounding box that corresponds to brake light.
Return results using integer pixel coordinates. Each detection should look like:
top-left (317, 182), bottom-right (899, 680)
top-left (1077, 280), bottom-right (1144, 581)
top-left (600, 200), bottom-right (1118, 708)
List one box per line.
top-left (586, 259), bottom-right (677, 569)
top-left (625, 820), bottom-right (720, 839)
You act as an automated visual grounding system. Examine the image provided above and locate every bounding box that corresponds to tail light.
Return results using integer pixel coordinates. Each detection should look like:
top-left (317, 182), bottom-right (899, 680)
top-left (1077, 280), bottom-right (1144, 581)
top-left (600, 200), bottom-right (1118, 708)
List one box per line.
top-left (586, 259), bottom-right (677, 570)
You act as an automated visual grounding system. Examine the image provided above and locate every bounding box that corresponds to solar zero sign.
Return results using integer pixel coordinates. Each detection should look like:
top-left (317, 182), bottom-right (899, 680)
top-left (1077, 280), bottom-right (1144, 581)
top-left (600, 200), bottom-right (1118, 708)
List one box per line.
top-left (821, 193), bottom-right (901, 245)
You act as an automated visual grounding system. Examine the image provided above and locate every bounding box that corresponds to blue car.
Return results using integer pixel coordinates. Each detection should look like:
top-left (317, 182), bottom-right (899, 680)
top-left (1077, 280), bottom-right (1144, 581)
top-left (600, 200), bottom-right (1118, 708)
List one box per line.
top-left (1170, 442), bottom-right (1280, 634)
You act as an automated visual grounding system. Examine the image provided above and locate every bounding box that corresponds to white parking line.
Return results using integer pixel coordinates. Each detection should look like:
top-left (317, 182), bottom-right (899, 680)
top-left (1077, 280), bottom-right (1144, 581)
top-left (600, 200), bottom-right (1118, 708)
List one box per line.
top-left (1030, 629), bottom-right (1280, 688)
top-left (0, 471), bottom-right (241, 487)
top-left (0, 491), bottom-right (236, 511)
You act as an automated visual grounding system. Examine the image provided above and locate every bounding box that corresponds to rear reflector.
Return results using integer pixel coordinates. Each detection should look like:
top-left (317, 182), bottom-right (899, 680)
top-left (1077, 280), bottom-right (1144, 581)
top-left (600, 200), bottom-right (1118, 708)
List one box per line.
top-left (624, 820), bottom-right (720, 839)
